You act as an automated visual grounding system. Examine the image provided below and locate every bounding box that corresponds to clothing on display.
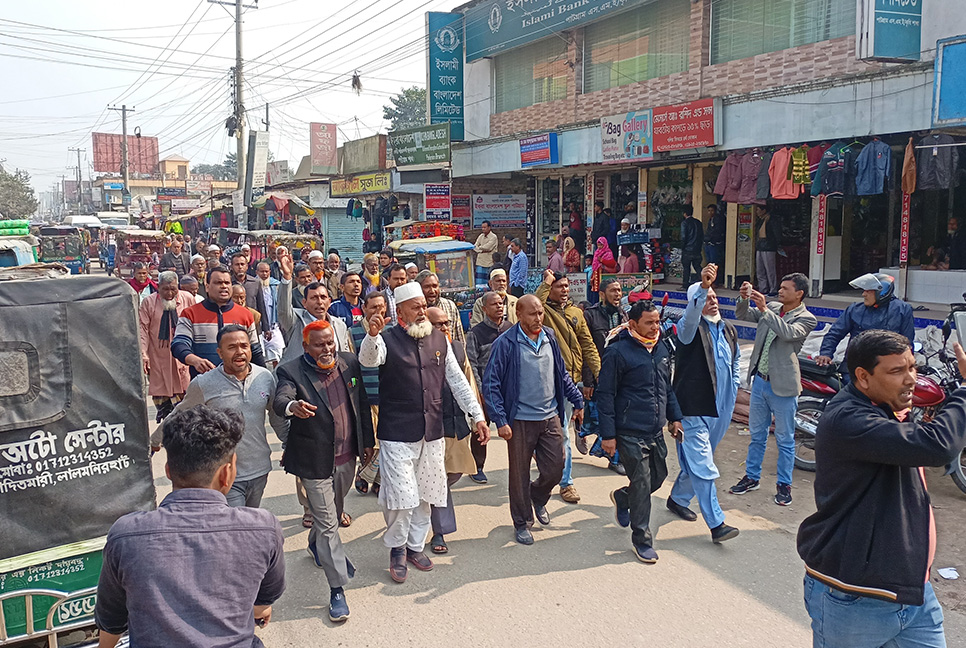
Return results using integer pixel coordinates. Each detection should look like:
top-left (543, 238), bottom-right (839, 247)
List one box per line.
top-left (756, 151), bottom-right (773, 201)
top-left (917, 133), bottom-right (960, 191)
top-left (712, 152), bottom-right (743, 203)
top-left (737, 151), bottom-right (765, 205)
top-left (812, 141), bottom-right (857, 198)
top-left (902, 137), bottom-right (917, 195)
top-left (768, 147), bottom-right (802, 200)
top-left (788, 145), bottom-right (811, 186)
top-left (806, 143), bottom-right (831, 181)
top-left (854, 138), bottom-right (892, 196)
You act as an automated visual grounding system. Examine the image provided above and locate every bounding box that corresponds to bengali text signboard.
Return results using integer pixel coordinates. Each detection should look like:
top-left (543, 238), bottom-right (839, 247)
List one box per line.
top-left (310, 123), bottom-right (339, 175)
top-left (424, 183), bottom-right (452, 221)
top-left (330, 172), bottom-right (392, 197)
top-left (652, 98), bottom-right (720, 152)
top-left (389, 123), bottom-right (451, 167)
top-left (452, 194), bottom-right (471, 226)
top-left (520, 133), bottom-right (559, 168)
top-left (427, 12), bottom-right (464, 141)
top-left (473, 194), bottom-right (527, 227)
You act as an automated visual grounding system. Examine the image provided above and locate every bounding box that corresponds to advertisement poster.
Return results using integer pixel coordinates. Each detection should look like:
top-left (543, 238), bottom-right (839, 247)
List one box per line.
top-left (652, 98), bottom-right (720, 152)
top-left (424, 182), bottom-right (452, 221)
top-left (601, 110), bottom-right (653, 164)
top-left (520, 133), bottom-right (558, 168)
top-left (567, 272), bottom-right (588, 303)
top-left (472, 194), bottom-right (527, 227)
top-left (451, 194), bottom-right (471, 227)
top-left (310, 123), bottom-right (338, 175)
top-left (816, 194), bottom-right (828, 255)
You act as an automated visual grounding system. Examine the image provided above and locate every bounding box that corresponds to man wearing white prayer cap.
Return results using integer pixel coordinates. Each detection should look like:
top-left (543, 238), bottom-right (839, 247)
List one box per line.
top-left (358, 280), bottom-right (487, 583)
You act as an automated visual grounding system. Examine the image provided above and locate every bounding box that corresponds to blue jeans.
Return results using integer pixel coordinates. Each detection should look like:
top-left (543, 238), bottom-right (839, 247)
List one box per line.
top-left (803, 574), bottom-right (946, 648)
top-left (746, 375), bottom-right (797, 485)
top-left (561, 398), bottom-right (574, 488)
top-left (580, 399), bottom-right (620, 466)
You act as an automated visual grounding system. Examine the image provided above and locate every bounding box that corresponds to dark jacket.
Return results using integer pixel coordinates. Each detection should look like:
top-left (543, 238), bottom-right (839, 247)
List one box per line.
top-left (377, 325), bottom-right (449, 443)
top-left (159, 250), bottom-right (191, 277)
top-left (442, 342), bottom-right (471, 440)
top-left (583, 301), bottom-right (627, 354)
top-left (917, 133), bottom-right (959, 191)
top-left (755, 213), bottom-right (781, 251)
top-left (235, 274), bottom-right (270, 334)
top-left (705, 211), bottom-right (726, 245)
top-left (797, 383), bottom-right (966, 606)
top-left (680, 216), bottom-right (704, 255)
top-left (673, 318), bottom-right (738, 418)
top-left (483, 324), bottom-right (583, 429)
top-left (273, 353), bottom-right (374, 480)
top-left (466, 317), bottom-right (512, 388)
top-left (948, 231), bottom-right (966, 270)
top-left (819, 298), bottom-right (915, 358)
top-left (596, 329), bottom-right (683, 440)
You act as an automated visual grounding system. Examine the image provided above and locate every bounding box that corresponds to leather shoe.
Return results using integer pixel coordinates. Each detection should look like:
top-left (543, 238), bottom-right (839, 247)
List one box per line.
top-left (515, 527), bottom-right (534, 545)
top-left (711, 523), bottom-right (740, 544)
top-left (575, 434), bottom-right (590, 455)
top-left (666, 499), bottom-right (698, 522)
top-left (533, 503), bottom-right (550, 525)
top-left (389, 547), bottom-right (407, 583)
top-left (406, 549), bottom-right (434, 571)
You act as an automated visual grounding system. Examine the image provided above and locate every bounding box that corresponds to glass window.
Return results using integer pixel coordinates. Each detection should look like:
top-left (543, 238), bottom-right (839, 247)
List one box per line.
top-left (494, 38), bottom-right (569, 113)
top-left (584, 0), bottom-right (690, 94)
top-left (711, 0), bottom-right (856, 64)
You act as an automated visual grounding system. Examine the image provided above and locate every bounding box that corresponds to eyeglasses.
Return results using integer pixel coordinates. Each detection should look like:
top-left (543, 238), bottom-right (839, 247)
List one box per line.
top-left (432, 321), bottom-right (450, 330)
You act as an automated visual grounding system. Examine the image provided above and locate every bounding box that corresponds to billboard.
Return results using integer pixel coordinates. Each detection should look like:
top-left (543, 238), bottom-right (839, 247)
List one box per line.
top-left (310, 123), bottom-right (338, 175)
top-left (424, 183), bottom-right (452, 221)
top-left (92, 133), bottom-right (159, 176)
top-left (601, 110), bottom-right (653, 164)
top-left (389, 122), bottom-right (451, 167)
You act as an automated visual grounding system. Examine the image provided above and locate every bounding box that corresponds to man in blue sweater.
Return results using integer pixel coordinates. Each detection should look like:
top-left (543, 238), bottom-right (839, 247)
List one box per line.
top-left (483, 295), bottom-right (584, 546)
top-left (598, 299), bottom-right (683, 563)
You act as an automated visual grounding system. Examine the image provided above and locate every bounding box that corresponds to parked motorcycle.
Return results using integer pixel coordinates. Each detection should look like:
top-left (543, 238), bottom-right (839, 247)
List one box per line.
top-left (793, 304), bottom-right (966, 494)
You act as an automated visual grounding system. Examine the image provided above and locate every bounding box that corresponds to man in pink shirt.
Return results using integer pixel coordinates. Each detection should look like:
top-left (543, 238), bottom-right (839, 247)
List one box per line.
top-left (546, 239), bottom-right (566, 275)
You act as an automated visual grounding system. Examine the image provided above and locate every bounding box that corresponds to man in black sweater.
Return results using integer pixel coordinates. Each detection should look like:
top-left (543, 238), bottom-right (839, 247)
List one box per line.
top-left (797, 330), bottom-right (966, 648)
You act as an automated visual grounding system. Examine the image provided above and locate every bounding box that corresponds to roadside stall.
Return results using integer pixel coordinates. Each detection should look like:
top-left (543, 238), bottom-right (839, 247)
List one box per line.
top-left (38, 226), bottom-right (91, 275)
top-left (0, 269), bottom-right (155, 647)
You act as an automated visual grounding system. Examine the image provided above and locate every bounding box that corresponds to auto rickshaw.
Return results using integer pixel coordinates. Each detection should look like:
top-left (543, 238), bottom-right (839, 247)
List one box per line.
top-left (209, 228), bottom-right (322, 266)
top-left (38, 226), bottom-right (91, 275)
top-left (113, 229), bottom-right (168, 279)
top-left (0, 268), bottom-right (155, 647)
top-left (0, 235), bottom-right (39, 268)
top-left (390, 238), bottom-right (480, 329)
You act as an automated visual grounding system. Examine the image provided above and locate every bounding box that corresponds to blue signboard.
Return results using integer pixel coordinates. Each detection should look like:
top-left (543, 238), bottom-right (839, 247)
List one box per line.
top-left (465, 0), bottom-right (652, 61)
top-left (427, 12), bottom-right (464, 141)
top-left (519, 133), bottom-right (558, 168)
top-left (870, 0), bottom-right (922, 61)
top-left (933, 35), bottom-right (966, 128)
top-left (103, 182), bottom-right (123, 190)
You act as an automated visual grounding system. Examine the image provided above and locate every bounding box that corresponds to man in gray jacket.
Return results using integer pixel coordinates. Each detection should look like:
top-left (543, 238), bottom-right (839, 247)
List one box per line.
top-left (164, 324), bottom-right (288, 508)
top-left (730, 273), bottom-right (816, 506)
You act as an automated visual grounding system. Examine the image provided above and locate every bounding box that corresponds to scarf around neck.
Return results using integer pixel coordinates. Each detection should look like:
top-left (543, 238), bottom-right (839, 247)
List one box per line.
top-left (629, 327), bottom-right (660, 351)
top-left (158, 307), bottom-right (177, 345)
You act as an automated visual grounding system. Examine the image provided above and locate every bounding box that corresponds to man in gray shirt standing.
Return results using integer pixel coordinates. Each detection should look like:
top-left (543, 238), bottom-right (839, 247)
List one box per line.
top-left (166, 324), bottom-right (287, 508)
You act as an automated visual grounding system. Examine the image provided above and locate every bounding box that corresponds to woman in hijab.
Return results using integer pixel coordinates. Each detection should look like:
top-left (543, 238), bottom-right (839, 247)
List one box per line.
top-left (591, 236), bottom-right (618, 291)
top-left (563, 236), bottom-right (581, 273)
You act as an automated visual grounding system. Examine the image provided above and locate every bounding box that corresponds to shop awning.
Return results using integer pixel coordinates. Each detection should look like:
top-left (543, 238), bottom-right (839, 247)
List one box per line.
top-left (396, 239), bottom-right (474, 254)
top-left (252, 191), bottom-right (315, 216)
top-left (171, 200), bottom-right (226, 220)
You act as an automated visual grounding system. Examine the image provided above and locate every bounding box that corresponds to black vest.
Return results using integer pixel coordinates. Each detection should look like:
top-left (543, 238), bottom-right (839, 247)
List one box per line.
top-left (377, 325), bottom-right (449, 443)
top-left (672, 318), bottom-right (738, 418)
top-left (441, 342), bottom-right (471, 440)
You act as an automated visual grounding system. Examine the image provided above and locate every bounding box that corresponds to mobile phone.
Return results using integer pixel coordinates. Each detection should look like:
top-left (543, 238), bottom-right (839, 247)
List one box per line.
top-left (955, 311), bottom-right (966, 346)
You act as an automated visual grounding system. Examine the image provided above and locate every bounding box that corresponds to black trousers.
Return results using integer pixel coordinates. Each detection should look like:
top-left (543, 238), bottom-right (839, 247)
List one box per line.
top-left (681, 254), bottom-right (702, 287)
top-left (506, 417), bottom-right (564, 529)
top-left (616, 434), bottom-right (669, 548)
top-left (509, 285), bottom-right (525, 298)
top-left (471, 432), bottom-right (487, 472)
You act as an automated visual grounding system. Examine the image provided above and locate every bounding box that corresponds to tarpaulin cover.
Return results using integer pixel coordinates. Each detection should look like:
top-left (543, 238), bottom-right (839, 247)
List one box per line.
top-left (0, 274), bottom-right (156, 560)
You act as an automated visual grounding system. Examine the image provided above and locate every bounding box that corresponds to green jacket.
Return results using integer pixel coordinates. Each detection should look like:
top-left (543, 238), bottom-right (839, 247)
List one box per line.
top-left (535, 282), bottom-right (601, 385)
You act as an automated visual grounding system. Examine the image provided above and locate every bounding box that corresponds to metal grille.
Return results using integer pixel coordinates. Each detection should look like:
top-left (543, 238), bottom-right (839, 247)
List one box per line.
top-left (710, 0), bottom-right (856, 65)
top-left (584, 0), bottom-right (691, 94)
top-left (494, 37), bottom-right (569, 114)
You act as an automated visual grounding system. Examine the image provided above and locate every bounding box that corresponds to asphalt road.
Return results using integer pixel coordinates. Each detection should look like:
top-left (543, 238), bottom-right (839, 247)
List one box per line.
top-left (147, 410), bottom-right (966, 647)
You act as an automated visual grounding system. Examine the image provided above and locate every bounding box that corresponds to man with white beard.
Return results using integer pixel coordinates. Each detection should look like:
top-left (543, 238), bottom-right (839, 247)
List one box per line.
top-left (255, 261), bottom-right (284, 368)
top-left (138, 271), bottom-right (194, 427)
top-left (359, 282), bottom-right (488, 583)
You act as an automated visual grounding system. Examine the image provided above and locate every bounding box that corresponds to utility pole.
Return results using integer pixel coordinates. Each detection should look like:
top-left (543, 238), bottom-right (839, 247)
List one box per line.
top-left (69, 147), bottom-right (84, 213)
top-left (210, 0), bottom-right (255, 191)
top-left (263, 103), bottom-right (269, 131)
top-left (108, 105), bottom-right (135, 209)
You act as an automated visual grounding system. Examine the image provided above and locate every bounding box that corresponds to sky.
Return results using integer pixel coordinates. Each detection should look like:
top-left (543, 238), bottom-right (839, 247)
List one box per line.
top-left (0, 0), bottom-right (459, 195)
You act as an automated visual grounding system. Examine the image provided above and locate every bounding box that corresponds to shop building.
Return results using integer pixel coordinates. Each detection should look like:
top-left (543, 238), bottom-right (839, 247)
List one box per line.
top-left (443, 0), bottom-right (966, 305)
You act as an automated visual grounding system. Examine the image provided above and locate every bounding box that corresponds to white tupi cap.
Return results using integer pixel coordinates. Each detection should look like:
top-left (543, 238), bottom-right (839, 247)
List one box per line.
top-left (307, 250), bottom-right (324, 260)
top-left (393, 281), bottom-right (424, 304)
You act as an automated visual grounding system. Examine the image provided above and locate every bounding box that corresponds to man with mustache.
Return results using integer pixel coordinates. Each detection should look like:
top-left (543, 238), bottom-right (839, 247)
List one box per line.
top-left (469, 268), bottom-right (518, 327)
top-left (359, 282), bottom-right (487, 583)
top-left (138, 271), bottom-right (193, 426)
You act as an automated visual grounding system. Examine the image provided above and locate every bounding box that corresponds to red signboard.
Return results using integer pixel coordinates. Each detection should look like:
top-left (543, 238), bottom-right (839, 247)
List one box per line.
top-left (424, 183), bottom-right (452, 221)
top-left (816, 194), bottom-right (827, 255)
top-left (92, 132), bottom-right (159, 175)
top-left (451, 194), bottom-right (471, 227)
top-left (652, 98), bottom-right (719, 153)
top-left (310, 123), bottom-right (338, 175)
top-left (899, 192), bottom-right (911, 266)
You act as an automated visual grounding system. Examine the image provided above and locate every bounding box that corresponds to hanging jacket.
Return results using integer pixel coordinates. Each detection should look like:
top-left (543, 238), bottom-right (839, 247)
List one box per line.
top-left (713, 153), bottom-right (742, 203)
top-left (756, 151), bottom-right (773, 201)
top-left (737, 152), bottom-right (765, 205)
top-left (902, 137), bottom-right (917, 194)
top-left (789, 145), bottom-right (810, 185)
top-left (807, 143), bottom-right (830, 182)
top-left (812, 142), bottom-right (854, 197)
top-left (917, 133), bottom-right (960, 191)
top-left (854, 139), bottom-right (892, 196)
top-left (345, 199), bottom-right (354, 217)
top-left (769, 147), bottom-right (801, 200)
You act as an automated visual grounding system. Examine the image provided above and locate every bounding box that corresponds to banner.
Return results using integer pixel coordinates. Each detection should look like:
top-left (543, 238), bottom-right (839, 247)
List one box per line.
top-left (244, 130), bottom-right (270, 204)
top-left (424, 183), bottom-right (452, 221)
top-left (601, 110), bottom-right (653, 164)
top-left (472, 194), bottom-right (527, 227)
top-left (451, 194), bottom-right (471, 227)
top-left (330, 172), bottom-right (391, 197)
top-left (652, 98), bottom-right (720, 152)
top-left (265, 160), bottom-right (292, 186)
top-left (389, 123), bottom-right (451, 167)
top-left (427, 12), bottom-right (464, 141)
top-left (92, 132), bottom-right (159, 175)
top-left (232, 189), bottom-right (247, 230)
top-left (520, 133), bottom-right (559, 168)
top-left (858, 0), bottom-right (922, 62)
top-left (185, 179), bottom-right (212, 195)
top-left (170, 198), bottom-right (201, 210)
top-left (310, 123), bottom-right (338, 175)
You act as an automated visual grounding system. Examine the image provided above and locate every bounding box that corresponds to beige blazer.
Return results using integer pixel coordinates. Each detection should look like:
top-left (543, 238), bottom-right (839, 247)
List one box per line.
top-left (735, 299), bottom-right (817, 397)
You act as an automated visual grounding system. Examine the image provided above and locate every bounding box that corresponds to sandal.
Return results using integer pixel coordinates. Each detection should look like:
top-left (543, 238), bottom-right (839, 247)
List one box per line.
top-left (372, 483), bottom-right (380, 496)
top-left (430, 534), bottom-right (448, 554)
top-left (355, 474), bottom-right (369, 494)
top-left (340, 512), bottom-right (352, 528)
top-left (302, 513), bottom-right (313, 529)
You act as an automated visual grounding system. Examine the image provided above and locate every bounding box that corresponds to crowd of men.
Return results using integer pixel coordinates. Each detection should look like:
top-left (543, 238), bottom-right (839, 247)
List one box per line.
top-left (95, 228), bottom-right (966, 648)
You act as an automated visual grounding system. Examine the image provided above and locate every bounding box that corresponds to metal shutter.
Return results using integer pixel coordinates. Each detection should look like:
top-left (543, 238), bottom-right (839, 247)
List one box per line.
top-left (323, 208), bottom-right (365, 266)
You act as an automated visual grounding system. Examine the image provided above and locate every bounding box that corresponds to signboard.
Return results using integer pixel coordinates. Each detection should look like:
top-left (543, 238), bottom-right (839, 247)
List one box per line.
top-left (932, 35), bottom-right (966, 128)
top-left (816, 194), bottom-right (827, 255)
top-left (601, 110), bottom-right (653, 164)
top-left (736, 205), bottom-right (753, 277)
top-left (156, 187), bottom-right (186, 199)
top-left (652, 98), bottom-right (721, 152)
top-left (858, 0), bottom-right (923, 62)
top-left (567, 272), bottom-right (588, 303)
top-left (520, 133), bottom-right (559, 168)
top-left (465, 0), bottom-right (652, 61)
top-left (424, 183), bottom-right (452, 221)
top-left (245, 130), bottom-right (270, 204)
top-left (427, 12), bottom-right (464, 141)
top-left (170, 198), bottom-right (201, 210)
top-left (472, 194), bottom-right (527, 227)
top-left (899, 192), bottom-right (911, 266)
top-left (330, 172), bottom-right (391, 197)
top-left (103, 181), bottom-right (123, 191)
top-left (310, 123), bottom-right (339, 175)
top-left (185, 179), bottom-right (212, 195)
top-left (265, 161), bottom-right (292, 186)
top-left (451, 194), bottom-right (471, 226)
top-left (92, 132), bottom-right (159, 175)
top-left (601, 272), bottom-right (652, 295)
top-left (389, 122), bottom-right (451, 167)
top-left (232, 189), bottom-right (247, 230)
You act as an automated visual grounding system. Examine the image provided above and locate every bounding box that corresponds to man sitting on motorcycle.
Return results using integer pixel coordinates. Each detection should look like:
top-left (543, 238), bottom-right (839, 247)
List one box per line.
top-left (815, 273), bottom-right (914, 368)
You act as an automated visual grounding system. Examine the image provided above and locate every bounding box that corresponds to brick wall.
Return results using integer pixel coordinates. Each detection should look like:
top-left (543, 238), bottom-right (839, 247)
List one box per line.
top-left (490, 34), bottom-right (880, 138)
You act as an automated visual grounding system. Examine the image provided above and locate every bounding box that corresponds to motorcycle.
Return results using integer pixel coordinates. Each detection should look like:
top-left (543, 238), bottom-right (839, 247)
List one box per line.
top-left (793, 302), bottom-right (966, 494)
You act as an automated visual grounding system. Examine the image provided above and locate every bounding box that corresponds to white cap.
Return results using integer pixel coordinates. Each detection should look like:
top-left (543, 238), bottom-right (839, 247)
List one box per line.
top-left (621, 218), bottom-right (631, 225)
top-left (394, 281), bottom-right (424, 304)
top-left (490, 268), bottom-right (507, 279)
top-left (207, 244), bottom-right (220, 252)
top-left (404, 262), bottom-right (417, 270)
top-left (241, 244), bottom-right (251, 250)
top-left (307, 250), bottom-right (324, 260)
top-left (190, 254), bottom-right (205, 263)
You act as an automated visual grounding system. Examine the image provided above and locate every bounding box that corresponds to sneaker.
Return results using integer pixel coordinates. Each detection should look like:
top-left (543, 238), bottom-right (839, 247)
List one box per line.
top-left (608, 462), bottom-right (626, 476)
top-left (729, 476), bottom-right (760, 495)
top-left (634, 545), bottom-right (659, 563)
top-left (575, 433), bottom-right (590, 455)
top-left (307, 541), bottom-right (324, 569)
top-left (711, 523), bottom-right (740, 544)
top-left (775, 483), bottom-right (792, 506)
top-left (610, 489), bottom-right (630, 528)
top-left (469, 470), bottom-right (488, 484)
top-left (515, 527), bottom-right (534, 545)
top-left (328, 589), bottom-right (349, 622)
top-left (559, 485), bottom-right (580, 503)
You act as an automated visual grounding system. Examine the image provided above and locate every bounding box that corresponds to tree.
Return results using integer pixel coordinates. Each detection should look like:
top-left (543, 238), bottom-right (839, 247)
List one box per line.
top-left (223, 152), bottom-right (237, 179)
top-left (0, 168), bottom-right (38, 219)
top-left (191, 163), bottom-right (230, 181)
top-left (383, 86), bottom-right (427, 132)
